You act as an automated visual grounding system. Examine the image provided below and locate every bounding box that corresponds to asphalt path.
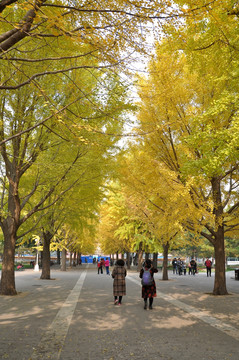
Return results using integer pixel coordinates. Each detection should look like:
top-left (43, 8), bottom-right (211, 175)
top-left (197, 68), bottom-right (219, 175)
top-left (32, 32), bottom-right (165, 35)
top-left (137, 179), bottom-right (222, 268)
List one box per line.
top-left (0, 266), bottom-right (238, 360)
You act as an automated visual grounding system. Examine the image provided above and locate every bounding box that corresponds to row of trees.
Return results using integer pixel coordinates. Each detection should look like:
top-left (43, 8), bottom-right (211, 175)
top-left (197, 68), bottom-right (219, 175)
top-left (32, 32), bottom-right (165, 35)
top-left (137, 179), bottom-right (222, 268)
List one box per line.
top-left (0, 0), bottom-right (187, 295)
top-left (97, 1), bottom-right (239, 295)
top-left (0, 60), bottom-right (129, 293)
top-left (0, 1), bottom-right (238, 296)
top-left (0, 0), bottom-right (146, 295)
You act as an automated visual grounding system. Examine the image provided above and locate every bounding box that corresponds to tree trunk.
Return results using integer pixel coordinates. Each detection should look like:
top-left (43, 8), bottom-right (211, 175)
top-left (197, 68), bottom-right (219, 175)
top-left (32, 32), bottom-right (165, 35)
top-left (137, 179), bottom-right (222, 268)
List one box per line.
top-left (0, 218), bottom-right (18, 295)
top-left (70, 252), bottom-right (73, 267)
top-left (153, 252), bottom-right (158, 269)
top-left (57, 249), bottom-right (61, 265)
top-left (0, 176), bottom-right (21, 295)
top-left (126, 252), bottom-right (131, 269)
top-left (61, 248), bottom-right (67, 271)
top-left (211, 177), bottom-right (228, 295)
top-left (137, 242), bottom-right (143, 272)
top-left (162, 242), bottom-right (169, 280)
top-left (40, 231), bottom-right (52, 280)
top-left (213, 229), bottom-right (228, 295)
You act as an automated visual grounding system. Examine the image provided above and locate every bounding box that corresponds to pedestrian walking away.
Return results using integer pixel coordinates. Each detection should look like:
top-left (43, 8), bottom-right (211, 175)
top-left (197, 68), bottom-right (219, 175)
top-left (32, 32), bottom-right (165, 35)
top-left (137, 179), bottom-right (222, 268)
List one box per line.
top-left (105, 257), bottom-right (110, 275)
top-left (172, 257), bottom-right (177, 274)
top-left (205, 258), bottom-right (212, 277)
top-left (182, 261), bottom-right (187, 275)
top-left (140, 259), bottom-right (158, 310)
top-left (177, 258), bottom-right (183, 275)
top-left (112, 259), bottom-right (127, 305)
top-left (190, 258), bottom-right (197, 275)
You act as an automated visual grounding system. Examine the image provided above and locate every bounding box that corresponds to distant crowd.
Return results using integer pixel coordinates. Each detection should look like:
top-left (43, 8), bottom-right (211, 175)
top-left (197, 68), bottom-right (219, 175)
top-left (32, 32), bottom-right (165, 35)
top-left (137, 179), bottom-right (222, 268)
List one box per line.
top-left (172, 257), bottom-right (212, 277)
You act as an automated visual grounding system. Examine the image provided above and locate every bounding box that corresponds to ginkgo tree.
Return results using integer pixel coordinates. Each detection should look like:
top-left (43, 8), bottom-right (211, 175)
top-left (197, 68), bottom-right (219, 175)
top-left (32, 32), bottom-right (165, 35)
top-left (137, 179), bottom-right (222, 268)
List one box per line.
top-left (135, 35), bottom-right (239, 295)
top-left (98, 182), bottom-right (134, 257)
top-left (97, 181), bottom-right (157, 269)
top-left (0, 48), bottom-right (129, 294)
top-left (118, 147), bottom-right (196, 278)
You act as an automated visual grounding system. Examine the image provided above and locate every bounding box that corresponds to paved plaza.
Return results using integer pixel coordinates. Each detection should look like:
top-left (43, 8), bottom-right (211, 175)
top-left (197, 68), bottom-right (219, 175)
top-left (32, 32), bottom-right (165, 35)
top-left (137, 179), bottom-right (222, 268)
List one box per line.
top-left (0, 265), bottom-right (238, 360)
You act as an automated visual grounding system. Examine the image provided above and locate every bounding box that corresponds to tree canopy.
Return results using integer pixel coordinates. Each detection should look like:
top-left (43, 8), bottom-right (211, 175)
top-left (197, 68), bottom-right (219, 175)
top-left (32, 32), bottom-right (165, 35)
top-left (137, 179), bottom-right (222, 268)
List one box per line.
top-left (1, 0), bottom-right (239, 296)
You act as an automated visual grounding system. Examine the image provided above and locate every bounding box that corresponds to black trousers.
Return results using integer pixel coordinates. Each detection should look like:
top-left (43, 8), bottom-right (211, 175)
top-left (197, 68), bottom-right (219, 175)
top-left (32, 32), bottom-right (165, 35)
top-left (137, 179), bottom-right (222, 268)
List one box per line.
top-left (206, 267), bottom-right (211, 276)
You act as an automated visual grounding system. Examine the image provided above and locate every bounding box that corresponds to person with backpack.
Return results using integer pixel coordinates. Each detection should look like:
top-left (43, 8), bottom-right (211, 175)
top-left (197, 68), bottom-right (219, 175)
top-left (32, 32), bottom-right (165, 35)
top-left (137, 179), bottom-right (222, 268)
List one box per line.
top-left (139, 259), bottom-right (158, 310)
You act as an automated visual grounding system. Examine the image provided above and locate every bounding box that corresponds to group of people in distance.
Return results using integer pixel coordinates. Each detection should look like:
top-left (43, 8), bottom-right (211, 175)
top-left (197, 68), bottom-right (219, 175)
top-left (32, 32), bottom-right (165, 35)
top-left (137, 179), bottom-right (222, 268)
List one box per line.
top-left (172, 257), bottom-right (212, 276)
top-left (98, 255), bottom-right (213, 309)
top-left (97, 257), bottom-right (110, 275)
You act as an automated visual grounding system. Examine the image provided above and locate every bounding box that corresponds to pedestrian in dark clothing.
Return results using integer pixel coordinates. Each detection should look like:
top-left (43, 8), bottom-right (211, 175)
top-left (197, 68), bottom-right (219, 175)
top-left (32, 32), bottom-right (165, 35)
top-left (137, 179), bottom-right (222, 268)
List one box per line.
top-left (139, 259), bottom-right (158, 310)
top-left (190, 259), bottom-right (197, 275)
top-left (112, 259), bottom-right (127, 305)
top-left (177, 258), bottom-right (182, 275)
top-left (182, 262), bottom-right (186, 275)
top-left (205, 258), bottom-right (212, 277)
top-left (172, 258), bottom-right (177, 274)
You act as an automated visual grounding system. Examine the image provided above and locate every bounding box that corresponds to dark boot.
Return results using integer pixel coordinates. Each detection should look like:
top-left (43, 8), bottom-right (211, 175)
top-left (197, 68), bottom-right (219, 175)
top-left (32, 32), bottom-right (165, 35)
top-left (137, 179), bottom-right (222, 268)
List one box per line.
top-left (149, 298), bottom-right (153, 309)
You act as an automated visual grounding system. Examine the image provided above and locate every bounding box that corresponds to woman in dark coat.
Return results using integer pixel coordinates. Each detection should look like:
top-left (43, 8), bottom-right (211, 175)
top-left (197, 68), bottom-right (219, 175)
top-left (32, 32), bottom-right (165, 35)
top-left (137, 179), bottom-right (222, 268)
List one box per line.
top-left (112, 259), bottom-right (127, 305)
top-left (140, 259), bottom-right (158, 309)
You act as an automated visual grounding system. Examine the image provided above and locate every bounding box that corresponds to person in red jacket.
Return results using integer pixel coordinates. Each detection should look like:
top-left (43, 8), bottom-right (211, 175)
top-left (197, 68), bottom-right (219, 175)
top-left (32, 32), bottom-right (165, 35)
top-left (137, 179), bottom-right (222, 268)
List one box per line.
top-left (97, 258), bottom-right (104, 274)
top-left (205, 258), bottom-right (212, 277)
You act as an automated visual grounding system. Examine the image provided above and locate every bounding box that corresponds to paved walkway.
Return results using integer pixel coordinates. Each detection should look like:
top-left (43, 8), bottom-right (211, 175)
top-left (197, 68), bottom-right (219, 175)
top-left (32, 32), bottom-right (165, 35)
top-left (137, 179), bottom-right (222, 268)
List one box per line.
top-left (0, 266), bottom-right (238, 360)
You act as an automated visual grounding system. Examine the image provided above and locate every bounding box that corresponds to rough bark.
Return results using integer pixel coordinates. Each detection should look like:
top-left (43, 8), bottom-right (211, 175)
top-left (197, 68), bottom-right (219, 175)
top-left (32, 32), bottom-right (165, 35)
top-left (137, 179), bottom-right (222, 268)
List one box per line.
top-left (213, 230), bottom-right (228, 295)
top-left (61, 248), bottom-right (67, 271)
top-left (73, 252), bottom-right (76, 266)
top-left (57, 249), bottom-right (61, 265)
top-left (40, 231), bottom-right (52, 280)
top-left (69, 252), bottom-right (73, 267)
top-left (126, 251), bottom-right (131, 269)
top-left (153, 252), bottom-right (158, 269)
top-left (211, 177), bottom-right (228, 295)
top-left (0, 174), bottom-right (21, 295)
top-left (0, 218), bottom-right (17, 295)
top-left (162, 242), bottom-right (169, 280)
top-left (137, 242), bottom-right (143, 272)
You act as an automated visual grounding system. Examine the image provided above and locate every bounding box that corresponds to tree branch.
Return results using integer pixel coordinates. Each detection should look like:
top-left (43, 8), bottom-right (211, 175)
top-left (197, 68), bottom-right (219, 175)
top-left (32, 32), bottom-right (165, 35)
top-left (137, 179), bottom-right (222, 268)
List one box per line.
top-left (0, 0), bottom-right (18, 13)
top-left (19, 152), bottom-right (81, 225)
top-left (0, 0), bottom-right (46, 52)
